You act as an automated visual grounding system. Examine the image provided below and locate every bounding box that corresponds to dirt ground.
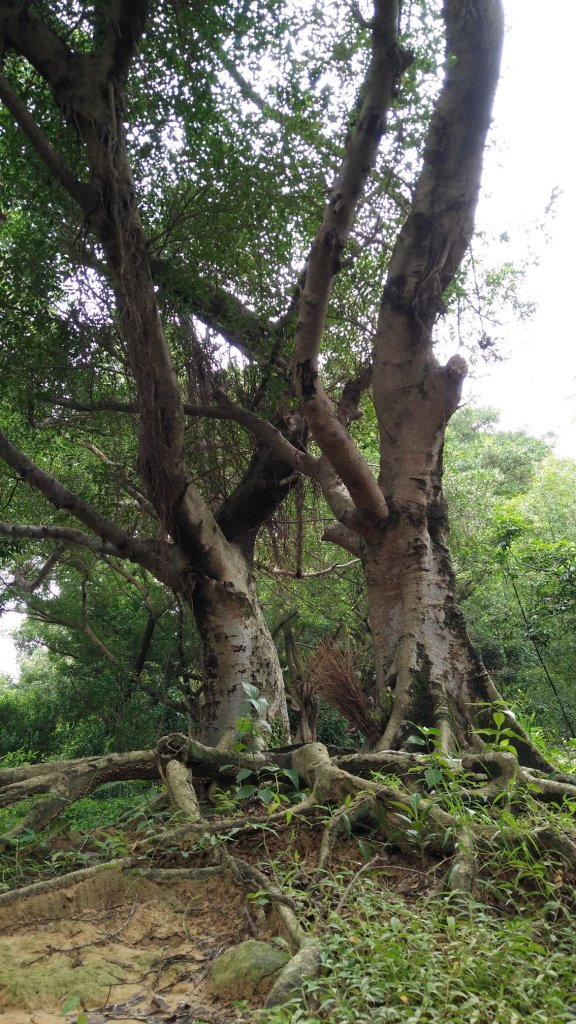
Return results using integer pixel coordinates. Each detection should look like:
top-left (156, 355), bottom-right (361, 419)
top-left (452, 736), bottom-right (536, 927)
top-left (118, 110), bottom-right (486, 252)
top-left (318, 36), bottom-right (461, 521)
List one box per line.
top-left (0, 814), bottom-right (435, 1024)
top-left (0, 868), bottom-right (254, 1024)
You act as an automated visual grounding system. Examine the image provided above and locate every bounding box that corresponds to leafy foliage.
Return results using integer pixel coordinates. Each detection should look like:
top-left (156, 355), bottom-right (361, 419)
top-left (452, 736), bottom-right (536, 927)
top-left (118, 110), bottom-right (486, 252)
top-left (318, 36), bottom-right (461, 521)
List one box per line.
top-left (262, 882), bottom-right (576, 1024)
top-left (445, 409), bottom-right (576, 741)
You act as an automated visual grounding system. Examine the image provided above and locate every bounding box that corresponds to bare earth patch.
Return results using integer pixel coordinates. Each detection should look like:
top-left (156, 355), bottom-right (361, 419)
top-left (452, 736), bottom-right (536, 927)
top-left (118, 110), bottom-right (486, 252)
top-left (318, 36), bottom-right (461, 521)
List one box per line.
top-left (0, 869), bottom-right (251, 1023)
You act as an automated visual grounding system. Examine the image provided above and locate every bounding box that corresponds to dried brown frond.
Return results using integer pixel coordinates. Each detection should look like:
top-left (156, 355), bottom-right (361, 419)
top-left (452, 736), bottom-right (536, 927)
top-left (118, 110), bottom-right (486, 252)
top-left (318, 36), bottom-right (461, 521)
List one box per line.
top-left (308, 638), bottom-right (379, 745)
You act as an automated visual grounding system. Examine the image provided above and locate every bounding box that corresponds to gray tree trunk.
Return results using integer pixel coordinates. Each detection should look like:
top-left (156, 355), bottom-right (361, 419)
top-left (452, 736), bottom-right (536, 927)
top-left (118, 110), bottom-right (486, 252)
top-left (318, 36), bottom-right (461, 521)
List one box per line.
top-left (192, 560), bottom-right (289, 747)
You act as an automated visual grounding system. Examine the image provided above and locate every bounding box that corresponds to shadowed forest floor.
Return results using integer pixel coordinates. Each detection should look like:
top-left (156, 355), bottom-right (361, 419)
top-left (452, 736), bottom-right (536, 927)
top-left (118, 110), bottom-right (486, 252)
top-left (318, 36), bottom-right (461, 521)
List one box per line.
top-left (2, 746), bottom-right (576, 1024)
top-left (0, 816), bottom-right (433, 1024)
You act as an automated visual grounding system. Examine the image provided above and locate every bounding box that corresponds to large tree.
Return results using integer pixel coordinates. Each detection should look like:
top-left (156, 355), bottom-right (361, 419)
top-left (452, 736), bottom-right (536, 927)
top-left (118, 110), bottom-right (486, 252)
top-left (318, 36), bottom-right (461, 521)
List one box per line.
top-left (5, 11), bottom-right (576, 1009)
top-left (0, 0), bottom-right (550, 765)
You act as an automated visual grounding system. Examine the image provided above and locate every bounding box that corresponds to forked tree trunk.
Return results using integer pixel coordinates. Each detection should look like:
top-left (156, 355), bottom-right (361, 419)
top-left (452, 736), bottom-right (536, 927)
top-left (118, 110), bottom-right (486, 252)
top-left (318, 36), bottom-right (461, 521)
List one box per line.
top-left (364, 352), bottom-right (550, 770)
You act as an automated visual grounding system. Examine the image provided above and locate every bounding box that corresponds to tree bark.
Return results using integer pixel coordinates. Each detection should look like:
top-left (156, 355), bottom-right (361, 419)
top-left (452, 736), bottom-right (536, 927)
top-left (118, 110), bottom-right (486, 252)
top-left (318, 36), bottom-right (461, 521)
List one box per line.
top-left (191, 562), bottom-right (289, 747)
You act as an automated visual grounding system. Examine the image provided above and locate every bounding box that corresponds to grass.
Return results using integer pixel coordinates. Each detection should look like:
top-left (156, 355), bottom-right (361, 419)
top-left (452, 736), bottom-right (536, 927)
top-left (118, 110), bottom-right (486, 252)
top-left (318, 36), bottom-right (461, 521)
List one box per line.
top-left (261, 879), bottom-right (576, 1024)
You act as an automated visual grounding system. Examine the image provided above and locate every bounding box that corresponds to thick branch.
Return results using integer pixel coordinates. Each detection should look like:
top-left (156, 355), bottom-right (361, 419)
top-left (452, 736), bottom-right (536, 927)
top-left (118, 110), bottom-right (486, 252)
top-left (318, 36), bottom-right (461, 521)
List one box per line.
top-left (215, 410), bottom-right (306, 553)
top-left (39, 394), bottom-right (311, 477)
top-left (197, 405), bottom-right (362, 532)
top-left (322, 523), bottom-right (363, 557)
top-left (0, 4), bottom-right (74, 87)
top-left (37, 391), bottom-right (365, 533)
top-left (377, 0), bottom-right (504, 336)
top-left (189, 394), bottom-right (320, 480)
top-left (294, 0), bottom-right (404, 529)
top-left (99, 0), bottom-right (149, 84)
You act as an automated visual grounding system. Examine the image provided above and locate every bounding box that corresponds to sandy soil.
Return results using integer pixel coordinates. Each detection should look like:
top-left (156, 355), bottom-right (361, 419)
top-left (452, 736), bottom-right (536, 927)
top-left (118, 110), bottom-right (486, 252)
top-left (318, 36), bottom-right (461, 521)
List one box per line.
top-left (0, 868), bottom-right (250, 1024)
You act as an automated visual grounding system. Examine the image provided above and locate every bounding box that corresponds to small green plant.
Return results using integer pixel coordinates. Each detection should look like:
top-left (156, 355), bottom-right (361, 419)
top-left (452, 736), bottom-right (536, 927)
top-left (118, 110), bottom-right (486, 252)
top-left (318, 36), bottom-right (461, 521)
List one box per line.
top-left (233, 682), bottom-right (273, 751)
top-left (406, 724), bottom-right (444, 753)
top-left (0, 747), bottom-right (38, 768)
top-left (213, 684), bottom-right (302, 813)
top-left (60, 995), bottom-right (88, 1023)
top-left (477, 709), bottom-right (521, 753)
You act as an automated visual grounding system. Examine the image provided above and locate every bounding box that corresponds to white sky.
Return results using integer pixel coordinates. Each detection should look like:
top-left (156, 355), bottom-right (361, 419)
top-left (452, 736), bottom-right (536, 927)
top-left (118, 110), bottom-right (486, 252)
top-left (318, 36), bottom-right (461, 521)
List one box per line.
top-left (1, 3), bottom-right (574, 679)
top-left (468, 0), bottom-right (576, 456)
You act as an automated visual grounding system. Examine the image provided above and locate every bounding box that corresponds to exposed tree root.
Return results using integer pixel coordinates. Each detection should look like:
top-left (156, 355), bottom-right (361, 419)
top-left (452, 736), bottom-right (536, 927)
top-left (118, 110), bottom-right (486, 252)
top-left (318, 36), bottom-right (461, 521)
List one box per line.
top-left (0, 858), bottom-right (135, 907)
top-left (1, 738), bottom-right (575, 1009)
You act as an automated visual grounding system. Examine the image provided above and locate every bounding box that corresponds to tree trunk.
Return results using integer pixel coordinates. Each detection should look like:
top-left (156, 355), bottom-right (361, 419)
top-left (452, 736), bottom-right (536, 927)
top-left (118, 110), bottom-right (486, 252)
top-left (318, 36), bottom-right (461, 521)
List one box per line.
top-left (365, 515), bottom-right (486, 755)
top-left (364, 353), bottom-right (550, 770)
top-left (192, 555), bottom-right (289, 747)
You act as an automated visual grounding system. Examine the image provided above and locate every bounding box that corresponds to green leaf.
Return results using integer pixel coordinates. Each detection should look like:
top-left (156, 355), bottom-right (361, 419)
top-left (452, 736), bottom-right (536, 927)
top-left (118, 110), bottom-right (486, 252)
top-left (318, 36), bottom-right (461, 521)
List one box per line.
top-left (408, 792), bottom-right (423, 812)
top-left (236, 768), bottom-right (254, 783)
top-left (60, 997), bottom-right (81, 1015)
top-left (424, 767), bottom-right (443, 788)
top-left (235, 784), bottom-right (258, 800)
top-left (407, 734), bottom-right (427, 747)
top-left (281, 767), bottom-right (300, 790)
top-left (241, 683), bottom-right (261, 701)
top-left (252, 697), bottom-right (270, 717)
top-left (493, 711), bottom-right (505, 727)
top-left (258, 787), bottom-right (275, 805)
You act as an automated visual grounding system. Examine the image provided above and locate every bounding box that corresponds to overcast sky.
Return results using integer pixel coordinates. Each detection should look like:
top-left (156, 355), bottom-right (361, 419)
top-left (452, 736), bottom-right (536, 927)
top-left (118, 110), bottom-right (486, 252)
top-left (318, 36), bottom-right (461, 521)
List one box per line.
top-left (1, 4), bottom-right (574, 679)
top-left (468, 0), bottom-right (576, 456)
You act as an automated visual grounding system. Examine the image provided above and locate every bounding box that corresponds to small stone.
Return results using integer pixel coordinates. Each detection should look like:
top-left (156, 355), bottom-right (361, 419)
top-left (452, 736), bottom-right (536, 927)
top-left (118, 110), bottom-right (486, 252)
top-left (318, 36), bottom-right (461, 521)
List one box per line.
top-left (208, 939), bottom-right (289, 999)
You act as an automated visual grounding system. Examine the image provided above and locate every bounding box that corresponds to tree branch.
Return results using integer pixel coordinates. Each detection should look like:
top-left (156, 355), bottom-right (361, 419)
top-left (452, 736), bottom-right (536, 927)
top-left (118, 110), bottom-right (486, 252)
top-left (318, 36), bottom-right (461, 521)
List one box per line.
top-left (84, 444), bottom-right (158, 520)
top-left (151, 259), bottom-right (290, 373)
top-left (187, 394), bottom-right (320, 480)
top-left (294, 0), bottom-right (406, 530)
top-left (133, 610), bottom-right (157, 677)
top-left (0, 431), bottom-right (184, 587)
top-left (0, 4), bottom-right (74, 86)
top-left (377, 0), bottom-right (504, 335)
top-left (11, 547), bottom-right (64, 594)
top-left (0, 74), bottom-right (98, 216)
top-left (0, 522), bottom-right (136, 558)
top-left (0, 430), bottom-right (135, 550)
top-left (37, 392), bottom-right (367, 537)
top-left (99, 0), bottom-right (149, 84)
top-left (322, 523), bottom-right (362, 558)
top-left (189, 396), bottom-right (364, 535)
top-left (258, 558), bottom-right (360, 580)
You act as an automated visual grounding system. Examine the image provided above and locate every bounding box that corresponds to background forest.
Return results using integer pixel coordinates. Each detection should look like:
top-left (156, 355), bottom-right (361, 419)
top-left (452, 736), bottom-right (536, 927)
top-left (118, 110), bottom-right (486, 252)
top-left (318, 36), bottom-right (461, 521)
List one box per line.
top-left (2, 406), bottom-right (576, 760)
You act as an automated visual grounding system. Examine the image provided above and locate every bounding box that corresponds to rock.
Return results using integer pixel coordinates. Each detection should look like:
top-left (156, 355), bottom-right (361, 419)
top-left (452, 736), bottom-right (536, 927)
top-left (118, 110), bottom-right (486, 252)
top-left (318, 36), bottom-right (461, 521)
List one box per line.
top-left (208, 939), bottom-right (289, 999)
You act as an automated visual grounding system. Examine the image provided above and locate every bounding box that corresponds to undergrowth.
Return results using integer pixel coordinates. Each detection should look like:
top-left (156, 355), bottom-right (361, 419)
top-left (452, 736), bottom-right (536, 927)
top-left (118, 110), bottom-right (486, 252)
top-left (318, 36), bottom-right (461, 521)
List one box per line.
top-left (261, 879), bottom-right (576, 1024)
top-left (1, 716), bottom-right (576, 1022)
top-left (0, 782), bottom-right (162, 892)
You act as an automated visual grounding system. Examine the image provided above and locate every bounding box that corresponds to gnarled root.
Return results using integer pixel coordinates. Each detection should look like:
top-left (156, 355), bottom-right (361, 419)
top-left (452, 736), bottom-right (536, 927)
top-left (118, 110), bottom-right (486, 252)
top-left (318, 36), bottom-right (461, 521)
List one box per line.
top-left (1, 735), bottom-right (576, 1015)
